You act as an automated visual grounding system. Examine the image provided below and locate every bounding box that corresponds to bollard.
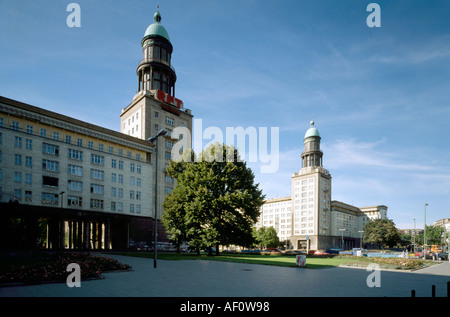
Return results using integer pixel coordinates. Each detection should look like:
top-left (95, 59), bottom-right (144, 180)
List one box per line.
top-left (411, 289), bottom-right (415, 297)
top-left (432, 285), bottom-right (435, 297)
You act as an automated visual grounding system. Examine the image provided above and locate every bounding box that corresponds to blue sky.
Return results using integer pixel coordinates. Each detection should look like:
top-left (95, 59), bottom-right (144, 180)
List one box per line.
top-left (1, 0), bottom-right (449, 229)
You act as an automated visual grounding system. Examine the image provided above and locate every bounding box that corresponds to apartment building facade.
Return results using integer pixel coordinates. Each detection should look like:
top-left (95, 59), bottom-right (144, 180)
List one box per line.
top-left (0, 8), bottom-right (193, 250)
top-left (256, 121), bottom-right (388, 250)
top-left (0, 96), bottom-right (155, 250)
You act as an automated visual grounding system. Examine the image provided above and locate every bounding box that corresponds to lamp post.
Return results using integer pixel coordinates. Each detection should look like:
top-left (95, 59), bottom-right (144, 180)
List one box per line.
top-left (423, 203), bottom-right (428, 260)
top-left (412, 217), bottom-right (416, 253)
top-left (148, 129), bottom-right (168, 268)
top-left (358, 230), bottom-right (364, 249)
top-left (59, 191), bottom-right (65, 249)
top-left (339, 228), bottom-right (346, 250)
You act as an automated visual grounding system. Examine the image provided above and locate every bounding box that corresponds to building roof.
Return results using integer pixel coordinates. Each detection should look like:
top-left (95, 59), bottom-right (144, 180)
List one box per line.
top-left (143, 10), bottom-right (170, 43)
top-left (304, 120), bottom-right (320, 140)
top-left (0, 96), bottom-right (154, 151)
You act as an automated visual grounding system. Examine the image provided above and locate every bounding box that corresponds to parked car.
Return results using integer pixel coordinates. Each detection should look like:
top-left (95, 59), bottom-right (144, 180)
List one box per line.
top-left (284, 250), bottom-right (306, 255)
top-left (241, 249), bottom-right (262, 254)
top-left (415, 251), bottom-right (447, 260)
top-left (436, 252), bottom-right (448, 260)
top-left (314, 250), bottom-right (328, 255)
top-left (325, 248), bottom-right (342, 254)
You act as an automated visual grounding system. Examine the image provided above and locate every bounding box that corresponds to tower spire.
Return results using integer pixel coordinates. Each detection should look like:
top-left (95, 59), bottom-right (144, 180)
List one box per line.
top-left (301, 120), bottom-right (323, 169)
top-left (138, 6), bottom-right (176, 96)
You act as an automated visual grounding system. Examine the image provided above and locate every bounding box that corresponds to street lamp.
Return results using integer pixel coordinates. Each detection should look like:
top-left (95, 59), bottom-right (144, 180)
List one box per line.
top-left (412, 217), bottom-right (416, 253)
top-left (59, 191), bottom-right (65, 249)
top-left (339, 228), bottom-right (346, 250)
top-left (148, 129), bottom-right (168, 269)
top-left (424, 203), bottom-right (428, 260)
top-left (60, 191), bottom-right (65, 208)
top-left (358, 230), bottom-right (364, 249)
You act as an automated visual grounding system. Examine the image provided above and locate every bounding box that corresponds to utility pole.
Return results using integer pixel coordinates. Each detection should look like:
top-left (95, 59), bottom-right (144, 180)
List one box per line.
top-left (423, 203), bottom-right (428, 260)
top-left (148, 129), bottom-right (168, 269)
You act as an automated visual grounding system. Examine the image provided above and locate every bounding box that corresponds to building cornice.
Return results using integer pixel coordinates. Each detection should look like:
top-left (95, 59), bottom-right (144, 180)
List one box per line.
top-left (0, 96), bottom-right (154, 153)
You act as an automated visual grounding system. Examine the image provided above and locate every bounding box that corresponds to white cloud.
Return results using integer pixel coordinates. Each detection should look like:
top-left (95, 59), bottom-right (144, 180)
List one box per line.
top-left (368, 34), bottom-right (450, 65)
top-left (323, 138), bottom-right (433, 172)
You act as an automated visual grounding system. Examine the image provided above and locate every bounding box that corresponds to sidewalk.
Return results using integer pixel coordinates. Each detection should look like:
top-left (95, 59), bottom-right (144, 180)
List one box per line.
top-left (1, 253), bottom-right (449, 297)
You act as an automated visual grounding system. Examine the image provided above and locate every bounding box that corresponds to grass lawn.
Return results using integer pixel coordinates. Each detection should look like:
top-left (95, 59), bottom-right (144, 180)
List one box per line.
top-left (110, 252), bottom-right (436, 270)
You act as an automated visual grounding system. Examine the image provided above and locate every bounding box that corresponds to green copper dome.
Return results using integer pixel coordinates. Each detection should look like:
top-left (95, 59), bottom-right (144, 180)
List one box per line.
top-left (304, 120), bottom-right (321, 140)
top-left (143, 10), bottom-right (170, 43)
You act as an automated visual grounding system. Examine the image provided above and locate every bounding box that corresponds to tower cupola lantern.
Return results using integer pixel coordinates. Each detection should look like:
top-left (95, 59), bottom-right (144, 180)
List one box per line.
top-left (301, 120), bottom-right (323, 168)
top-left (137, 7), bottom-right (177, 96)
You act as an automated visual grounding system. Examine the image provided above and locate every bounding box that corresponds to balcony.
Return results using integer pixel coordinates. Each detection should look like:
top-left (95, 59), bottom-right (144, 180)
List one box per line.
top-left (137, 58), bottom-right (176, 74)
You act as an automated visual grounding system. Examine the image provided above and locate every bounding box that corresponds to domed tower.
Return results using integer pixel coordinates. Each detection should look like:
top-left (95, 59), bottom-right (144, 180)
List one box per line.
top-left (290, 120), bottom-right (331, 251)
top-left (120, 7), bottom-right (193, 223)
top-left (137, 8), bottom-right (177, 96)
top-left (301, 120), bottom-right (323, 168)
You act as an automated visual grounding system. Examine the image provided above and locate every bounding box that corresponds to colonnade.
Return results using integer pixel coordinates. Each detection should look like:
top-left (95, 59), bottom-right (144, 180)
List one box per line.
top-left (46, 218), bottom-right (115, 250)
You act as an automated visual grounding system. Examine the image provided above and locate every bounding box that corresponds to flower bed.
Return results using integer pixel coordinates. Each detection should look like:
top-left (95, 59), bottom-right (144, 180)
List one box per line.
top-left (0, 252), bottom-right (131, 285)
top-left (336, 255), bottom-right (432, 270)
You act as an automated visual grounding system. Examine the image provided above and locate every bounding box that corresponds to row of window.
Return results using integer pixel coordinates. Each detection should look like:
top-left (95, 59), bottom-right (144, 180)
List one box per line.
top-left (3, 122), bottom-right (144, 160)
top-left (10, 134), bottom-right (145, 168)
top-left (294, 229), bottom-right (314, 235)
top-left (144, 45), bottom-right (171, 64)
top-left (11, 171), bottom-right (143, 193)
top-left (12, 153), bottom-right (142, 174)
top-left (5, 188), bottom-right (142, 213)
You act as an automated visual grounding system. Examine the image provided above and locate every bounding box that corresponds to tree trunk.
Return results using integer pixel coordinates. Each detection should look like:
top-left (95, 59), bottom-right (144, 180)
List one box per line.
top-left (215, 243), bottom-right (220, 256)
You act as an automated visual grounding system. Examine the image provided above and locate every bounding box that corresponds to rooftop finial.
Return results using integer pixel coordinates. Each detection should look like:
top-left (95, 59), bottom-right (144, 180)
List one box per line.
top-left (154, 5), bottom-right (161, 23)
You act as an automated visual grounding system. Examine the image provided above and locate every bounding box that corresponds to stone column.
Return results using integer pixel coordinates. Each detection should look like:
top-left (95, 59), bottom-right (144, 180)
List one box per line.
top-left (83, 220), bottom-right (90, 249)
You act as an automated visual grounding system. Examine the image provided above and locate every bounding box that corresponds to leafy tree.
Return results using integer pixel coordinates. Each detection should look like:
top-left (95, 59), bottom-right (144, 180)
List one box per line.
top-left (254, 227), bottom-right (280, 249)
top-left (253, 227), bottom-right (266, 249)
top-left (162, 143), bottom-right (265, 255)
top-left (417, 225), bottom-right (445, 246)
top-left (363, 218), bottom-right (401, 249)
top-left (161, 181), bottom-right (190, 252)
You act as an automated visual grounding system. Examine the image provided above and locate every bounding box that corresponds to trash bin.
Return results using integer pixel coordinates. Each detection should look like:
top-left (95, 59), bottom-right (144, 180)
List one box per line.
top-left (296, 255), bottom-right (306, 267)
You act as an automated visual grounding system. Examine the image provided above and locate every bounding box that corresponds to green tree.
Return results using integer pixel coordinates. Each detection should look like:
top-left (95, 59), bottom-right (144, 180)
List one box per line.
top-left (363, 218), bottom-right (401, 249)
top-left (162, 143), bottom-right (265, 255)
top-left (254, 227), bottom-right (280, 249)
top-left (254, 227), bottom-right (266, 249)
top-left (419, 225), bottom-right (445, 246)
top-left (161, 181), bottom-right (190, 252)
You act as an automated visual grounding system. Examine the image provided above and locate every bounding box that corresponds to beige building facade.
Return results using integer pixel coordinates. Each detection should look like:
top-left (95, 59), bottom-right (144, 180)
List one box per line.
top-left (256, 121), bottom-right (388, 250)
top-left (0, 8), bottom-right (192, 250)
top-left (0, 96), bottom-right (155, 249)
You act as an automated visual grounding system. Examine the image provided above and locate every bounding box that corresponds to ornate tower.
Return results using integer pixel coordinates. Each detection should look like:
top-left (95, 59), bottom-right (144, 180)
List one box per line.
top-left (290, 120), bottom-right (331, 250)
top-left (120, 8), bottom-right (193, 222)
top-left (137, 9), bottom-right (177, 96)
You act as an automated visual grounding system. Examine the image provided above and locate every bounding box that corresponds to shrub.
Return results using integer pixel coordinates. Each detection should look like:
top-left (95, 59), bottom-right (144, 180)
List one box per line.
top-left (0, 252), bottom-right (131, 285)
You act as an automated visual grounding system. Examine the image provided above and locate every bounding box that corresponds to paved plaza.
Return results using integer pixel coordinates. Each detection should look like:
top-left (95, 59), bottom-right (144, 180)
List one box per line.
top-left (1, 253), bottom-right (449, 298)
